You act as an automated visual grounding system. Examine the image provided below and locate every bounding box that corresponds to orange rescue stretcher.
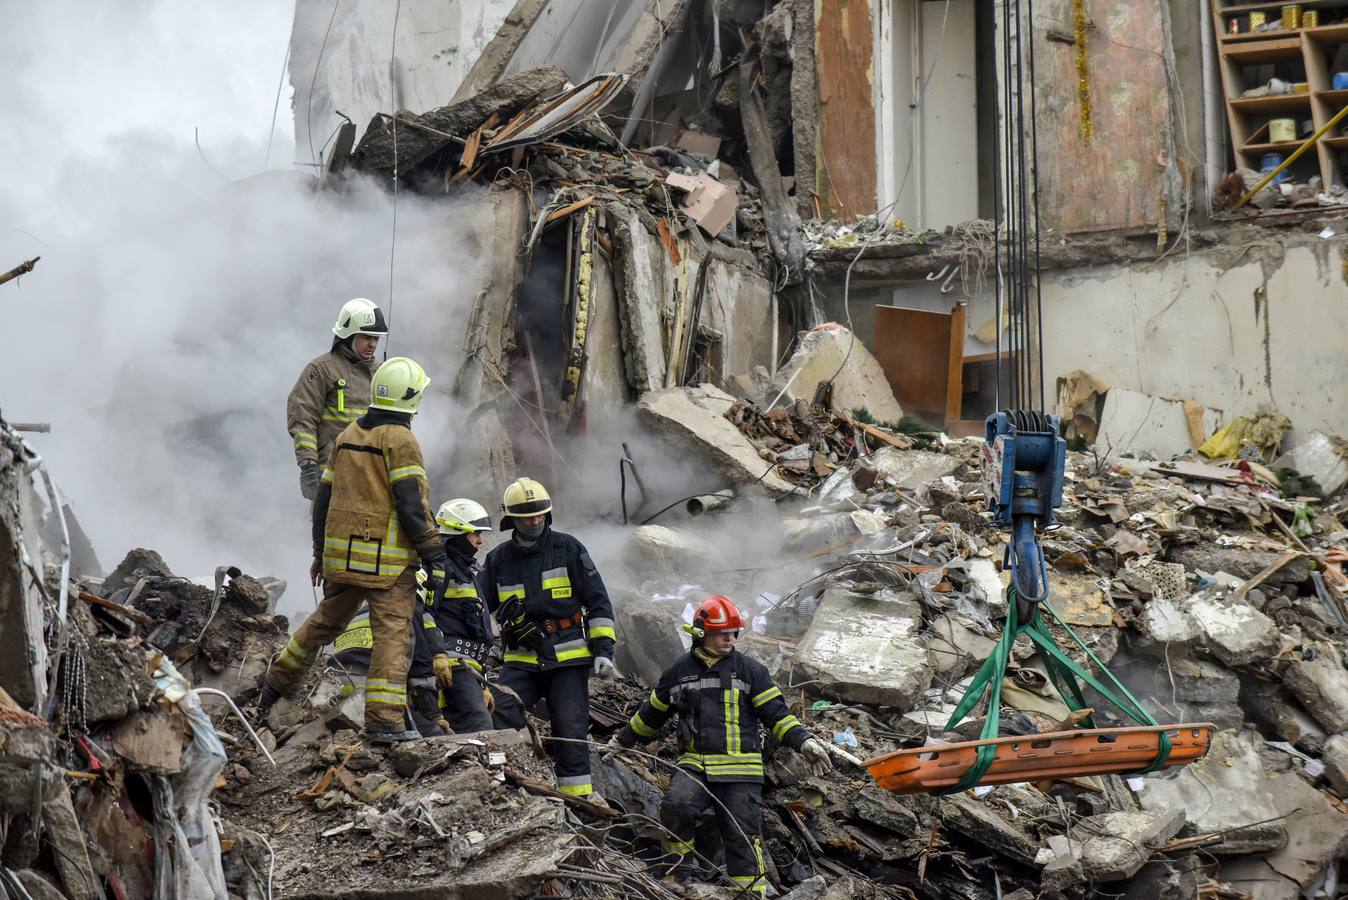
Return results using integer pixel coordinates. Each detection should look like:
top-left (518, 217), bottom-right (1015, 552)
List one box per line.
top-left (864, 723), bottom-right (1216, 795)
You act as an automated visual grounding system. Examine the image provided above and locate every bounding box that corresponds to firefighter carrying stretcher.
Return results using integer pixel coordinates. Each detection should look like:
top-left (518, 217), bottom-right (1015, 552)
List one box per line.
top-left (607, 595), bottom-right (834, 895)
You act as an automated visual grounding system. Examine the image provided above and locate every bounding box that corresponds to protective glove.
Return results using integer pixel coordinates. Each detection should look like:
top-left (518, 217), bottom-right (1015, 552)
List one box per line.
top-left (299, 461), bottom-right (321, 500)
top-left (800, 738), bottom-right (834, 777)
top-left (592, 656), bottom-right (616, 680)
top-left (432, 654), bottom-right (454, 691)
top-left (481, 687), bottom-right (496, 713)
top-left (419, 552), bottom-right (447, 597)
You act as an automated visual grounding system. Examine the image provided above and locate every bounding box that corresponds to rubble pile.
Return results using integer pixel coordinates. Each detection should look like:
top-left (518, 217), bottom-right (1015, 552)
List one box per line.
top-left (8, 392), bottom-right (1348, 898)
top-left (0, 540), bottom-right (288, 900)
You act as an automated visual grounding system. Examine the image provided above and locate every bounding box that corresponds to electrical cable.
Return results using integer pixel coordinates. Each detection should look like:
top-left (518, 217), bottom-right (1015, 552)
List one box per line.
top-left (306, 0), bottom-right (341, 170)
top-left (386, 0), bottom-right (402, 358)
top-left (264, 42), bottom-right (291, 171)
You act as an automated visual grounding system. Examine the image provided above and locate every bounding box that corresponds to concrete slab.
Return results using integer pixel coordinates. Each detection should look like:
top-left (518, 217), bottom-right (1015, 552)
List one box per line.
top-left (791, 588), bottom-right (932, 708)
top-left (860, 446), bottom-right (960, 491)
top-left (636, 384), bottom-right (795, 493)
top-left (1323, 733), bottom-right (1348, 796)
top-left (1137, 730), bottom-right (1285, 855)
top-left (1283, 644), bottom-right (1348, 734)
top-left (1273, 430), bottom-right (1348, 496)
top-left (1094, 388), bottom-right (1221, 460)
top-left (1184, 593), bottom-right (1282, 667)
top-left (628, 525), bottom-right (726, 578)
top-left (1077, 809), bottom-right (1185, 882)
top-left (773, 324), bottom-right (904, 422)
top-left (612, 207), bottom-right (669, 394)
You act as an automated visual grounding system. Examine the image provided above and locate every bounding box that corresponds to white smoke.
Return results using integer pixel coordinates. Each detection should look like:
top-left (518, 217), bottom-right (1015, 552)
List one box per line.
top-left (1, 4), bottom-right (489, 615)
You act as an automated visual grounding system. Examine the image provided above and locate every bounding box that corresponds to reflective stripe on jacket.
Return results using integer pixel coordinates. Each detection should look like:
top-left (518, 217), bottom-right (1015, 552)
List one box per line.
top-left (286, 344), bottom-right (375, 467)
top-left (482, 527), bottom-right (615, 672)
top-left (314, 415), bottom-right (438, 589)
top-left (616, 649), bottom-right (809, 783)
top-left (414, 548), bottom-right (495, 673)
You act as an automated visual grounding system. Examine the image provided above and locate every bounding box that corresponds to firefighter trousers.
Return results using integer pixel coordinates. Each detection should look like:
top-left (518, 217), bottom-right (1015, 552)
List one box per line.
top-left (442, 669), bottom-right (495, 733)
top-left (661, 769), bottom-right (766, 896)
top-left (492, 664), bottom-right (592, 796)
top-left (266, 567), bottom-right (417, 731)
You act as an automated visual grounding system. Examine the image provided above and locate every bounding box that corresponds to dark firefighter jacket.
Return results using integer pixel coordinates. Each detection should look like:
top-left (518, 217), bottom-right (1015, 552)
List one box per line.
top-left (481, 526), bottom-right (615, 672)
top-left (411, 540), bottom-right (495, 676)
top-left (615, 649), bottom-right (809, 782)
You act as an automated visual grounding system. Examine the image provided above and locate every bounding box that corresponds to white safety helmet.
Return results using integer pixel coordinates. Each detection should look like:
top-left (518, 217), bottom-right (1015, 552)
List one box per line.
top-left (332, 298), bottom-right (389, 340)
top-left (436, 498), bottom-right (494, 535)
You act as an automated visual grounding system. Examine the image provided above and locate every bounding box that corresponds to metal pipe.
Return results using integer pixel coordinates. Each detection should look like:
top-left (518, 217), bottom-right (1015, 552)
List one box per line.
top-left (12, 423), bottom-right (50, 433)
top-left (1235, 103), bottom-right (1348, 209)
top-left (685, 489), bottom-right (735, 517)
top-left (194, 688), bottom-right (277, 766)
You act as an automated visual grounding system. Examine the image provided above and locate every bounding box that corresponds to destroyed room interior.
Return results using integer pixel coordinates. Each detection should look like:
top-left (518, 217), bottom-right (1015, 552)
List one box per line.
top-left (6, 0), bottom-right (1348, 897)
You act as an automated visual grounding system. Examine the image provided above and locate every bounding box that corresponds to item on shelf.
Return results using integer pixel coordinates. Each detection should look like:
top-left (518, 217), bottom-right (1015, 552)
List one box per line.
top-left (1261, 153), bottom-right (1290, 185)
top-left (1283, 5), bottom-right (1303, 30)
top-left (1334, 72), bottom-right (1348, 91)
top-left (1301, 118), bottom-right (1315, 137)
top-left (1230, 18), bottom-right (1242, 34)
top-left (1249, 11), bottom-right (1267, 29)
top-left (1270, 118), bottom-right (1297, 142)
top-left (1304, 10), bottom-right (1319, 27)
top-left (1293, 82), bottom-right (1310, 93)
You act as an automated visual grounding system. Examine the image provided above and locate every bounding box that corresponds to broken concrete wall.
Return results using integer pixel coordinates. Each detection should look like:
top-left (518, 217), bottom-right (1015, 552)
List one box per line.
top-left (288, 0), bottom-right (517, 159)
top-left (1041, 238), bottom-right (1348, 441)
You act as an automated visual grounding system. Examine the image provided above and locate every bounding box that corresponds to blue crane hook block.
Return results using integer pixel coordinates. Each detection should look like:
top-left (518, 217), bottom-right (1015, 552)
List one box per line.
top-left (981, 410), bottom-right (1066, 604)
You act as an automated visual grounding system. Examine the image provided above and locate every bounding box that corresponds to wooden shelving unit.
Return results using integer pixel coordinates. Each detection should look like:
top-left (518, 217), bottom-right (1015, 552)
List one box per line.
top-left (1212, 2), bottom-right (1348, 189)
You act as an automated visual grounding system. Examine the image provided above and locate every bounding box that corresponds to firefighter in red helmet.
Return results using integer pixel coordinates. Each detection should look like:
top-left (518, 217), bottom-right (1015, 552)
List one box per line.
top-left (608, 595), bottom-right (832, 893)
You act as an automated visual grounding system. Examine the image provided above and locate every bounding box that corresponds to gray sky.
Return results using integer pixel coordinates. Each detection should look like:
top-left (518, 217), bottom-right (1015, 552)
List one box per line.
top-left (1, 1), bottom-right (296, 244)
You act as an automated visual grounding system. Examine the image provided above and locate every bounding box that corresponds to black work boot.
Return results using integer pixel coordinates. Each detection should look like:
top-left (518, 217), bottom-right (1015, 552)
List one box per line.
top-left (255, 682), bottom-right (281, 723)
top-left (409, 686), bottom-right (448, 737)
top-left (365, 725), bottom-right (421, 745)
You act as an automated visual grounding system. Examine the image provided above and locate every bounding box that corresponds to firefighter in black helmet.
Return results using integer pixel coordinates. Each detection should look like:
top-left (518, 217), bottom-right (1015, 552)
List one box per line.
top-left (483, 477), bottom-right (617, 801)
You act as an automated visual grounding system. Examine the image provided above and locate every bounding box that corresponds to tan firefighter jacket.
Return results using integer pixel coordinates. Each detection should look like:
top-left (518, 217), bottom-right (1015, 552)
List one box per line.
top-left (286, 343), bottom-right (376, 468)
top-left (313, 414), bottom-right (440, 589)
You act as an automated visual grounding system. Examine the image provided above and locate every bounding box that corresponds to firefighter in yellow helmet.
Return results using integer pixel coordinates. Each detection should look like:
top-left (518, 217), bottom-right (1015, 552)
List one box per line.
top-left (483, 478), bottom-right (617, 800)
top-left (286, 298), bottom-right (387, 501)
top-left (261, 356), bottom-right (447, 743)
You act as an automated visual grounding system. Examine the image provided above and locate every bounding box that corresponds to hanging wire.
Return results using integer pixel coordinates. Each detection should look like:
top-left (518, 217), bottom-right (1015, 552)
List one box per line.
top-left (386, 0), bottom-right (403, 359)
top-left (306, 0), bottom-right (341, 170)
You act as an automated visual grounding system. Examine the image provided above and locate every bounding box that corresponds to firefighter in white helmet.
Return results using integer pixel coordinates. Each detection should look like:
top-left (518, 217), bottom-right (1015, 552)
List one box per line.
top-left (406, 498), bottom-right (499, 734)
top-left (262, 356), bottom-right (446, 744)
top-left (286, 298), bottom-right (388, 500)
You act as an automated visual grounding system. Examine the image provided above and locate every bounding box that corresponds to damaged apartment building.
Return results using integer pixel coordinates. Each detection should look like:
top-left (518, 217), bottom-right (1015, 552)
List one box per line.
top-left (291, 0), bottom-right (1348, 493)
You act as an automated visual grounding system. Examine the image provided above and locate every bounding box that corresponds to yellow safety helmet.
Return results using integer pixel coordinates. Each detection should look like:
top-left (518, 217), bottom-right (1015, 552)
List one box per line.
top-left (436, 498), bottom-right (494, 534)
top-left (332, 298), bottom-right (388, 340)
top-left (370, 357), bottom-right (430, 414)
top-left (500, 477), bottom-right (552, 530)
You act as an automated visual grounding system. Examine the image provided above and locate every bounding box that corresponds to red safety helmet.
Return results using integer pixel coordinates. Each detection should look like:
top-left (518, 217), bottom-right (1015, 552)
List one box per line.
top-left (688, 595), bottom-right (745, 638)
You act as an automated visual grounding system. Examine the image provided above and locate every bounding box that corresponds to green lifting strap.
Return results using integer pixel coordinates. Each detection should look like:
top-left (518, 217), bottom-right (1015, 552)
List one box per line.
top-left (939, 586), bottom-right (1172, 795)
